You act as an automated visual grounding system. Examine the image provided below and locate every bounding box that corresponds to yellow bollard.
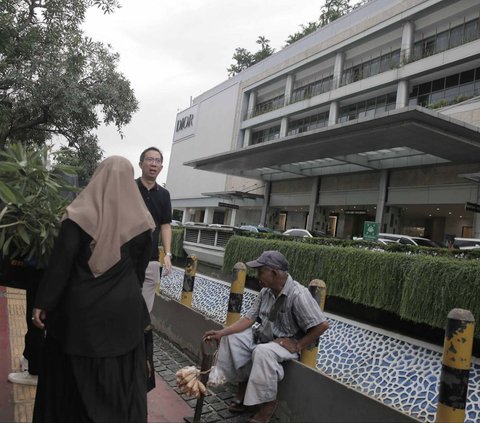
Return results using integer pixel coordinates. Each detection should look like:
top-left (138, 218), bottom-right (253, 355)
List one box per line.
top-left (225, 262), bottom-right (247, 326)
top-left (300, 279), bottom-right (327, 368)
top-left (155, 246), bottom-right (165, 296)
top-left (436, 308), bottom-right (475, 423)
top-left (180, 255), bottom-right (197, 308)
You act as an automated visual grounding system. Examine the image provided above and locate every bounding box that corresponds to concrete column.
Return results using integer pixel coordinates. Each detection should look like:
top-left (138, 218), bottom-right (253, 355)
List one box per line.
top-left (396, 79), bottom-right (409, 109)
top-left (229, 208), bottom-right (237, 226)
top-left (375, 170), bottom-right (389, 227)
top-left (329, 101), bottom-right (339, 126)
top-left (280, 117), bottom-right (289, 138)
top-left (306, 177), bottom-right (320, 231)
top-left (401, 21), bottom-right (415, 63)
top-left (243, 128), bottom-right (252, 147)
top-left (181, 208), bottom-right (189, 224)
top-left (247, 91), bottom-right (257, 119)
top-left (474, 185), bottom-right (480, 238)
top-left (336, 213), bottom-right (346, 238)
top-left (203, 207), bottom-right (214, 224)
top-left (259, 181), bottom-right (271, 226)
top-left (333, 51), bottom-right (345, 89)
top-left (284, 74), bottom-right (295, 106)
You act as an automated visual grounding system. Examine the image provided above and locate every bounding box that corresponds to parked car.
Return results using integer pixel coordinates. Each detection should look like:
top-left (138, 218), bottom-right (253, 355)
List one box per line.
top-left (453, 237), bottom-right (480, 249)
top-left (379, 233), bottom-right (439, 248)
top-left (171, 220), bottom-right (182, 227)
top-left (238, 225), bottom-right (281, 234)
top-left (239, 225), bottom-right (266, 233)
top-left (355, 236), bottom-right (397, 245)
top-left (283, 229), bottom-right (325, 238)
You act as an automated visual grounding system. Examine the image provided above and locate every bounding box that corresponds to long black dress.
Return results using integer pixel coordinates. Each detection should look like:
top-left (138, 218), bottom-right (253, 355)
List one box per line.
top-left (33, 219), bottom-right (152, 423)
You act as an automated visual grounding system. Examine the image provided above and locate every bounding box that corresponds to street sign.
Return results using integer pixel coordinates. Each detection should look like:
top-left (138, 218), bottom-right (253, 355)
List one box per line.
top-left (465, 202), bottom-right (480, 213)
top-left (218, 202), bottom-right (239, 210)
top-left (363, 221), bottom-right (379, 241)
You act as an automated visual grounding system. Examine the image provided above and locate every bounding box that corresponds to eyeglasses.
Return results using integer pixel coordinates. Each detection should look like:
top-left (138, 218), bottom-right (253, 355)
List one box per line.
top-left (143, 157), bottom-right (162, 164)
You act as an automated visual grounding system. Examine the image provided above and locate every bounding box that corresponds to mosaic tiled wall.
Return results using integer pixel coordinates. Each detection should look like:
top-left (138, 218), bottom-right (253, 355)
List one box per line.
top-left (159, 268), bottom-right (480, 423)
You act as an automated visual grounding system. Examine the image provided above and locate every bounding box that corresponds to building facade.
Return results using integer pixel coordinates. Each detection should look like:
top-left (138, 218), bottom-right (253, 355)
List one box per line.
top-left (166, 0), bottom-right (480, 243)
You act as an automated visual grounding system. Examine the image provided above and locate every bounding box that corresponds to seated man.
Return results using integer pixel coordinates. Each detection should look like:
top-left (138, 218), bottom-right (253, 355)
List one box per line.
top-left (204, 250), bottom-right (329, 423)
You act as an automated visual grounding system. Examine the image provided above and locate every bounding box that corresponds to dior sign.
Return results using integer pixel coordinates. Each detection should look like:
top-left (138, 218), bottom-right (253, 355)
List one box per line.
top-left (176, 114), bottom-right (194, 132)
top-left (173, 104), bottom-right (198, 142)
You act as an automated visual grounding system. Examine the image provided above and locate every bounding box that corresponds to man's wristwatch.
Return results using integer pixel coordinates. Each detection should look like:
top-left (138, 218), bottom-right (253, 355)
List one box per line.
top-left (165, 252), bottom-right (172, 257)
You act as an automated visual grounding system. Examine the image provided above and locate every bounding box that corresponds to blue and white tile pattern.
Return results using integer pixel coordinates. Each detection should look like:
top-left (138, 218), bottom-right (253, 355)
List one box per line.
top-left (158, 267), bottom-right (480, 423)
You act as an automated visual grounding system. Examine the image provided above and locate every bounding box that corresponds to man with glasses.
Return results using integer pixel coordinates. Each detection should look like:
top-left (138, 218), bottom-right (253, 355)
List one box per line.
top-left (137, 147), bottom-right (172, 312)
top-left (203, 251), bottom-right (328, 423)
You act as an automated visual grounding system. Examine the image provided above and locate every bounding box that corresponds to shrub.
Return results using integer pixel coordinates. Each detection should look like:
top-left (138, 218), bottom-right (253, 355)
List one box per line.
top-left (224, 235), bottom-right (480, 337)
top-left (171, 227), bottom-right (186, 258)
top-left (0, 143), bottom-right (76, 266)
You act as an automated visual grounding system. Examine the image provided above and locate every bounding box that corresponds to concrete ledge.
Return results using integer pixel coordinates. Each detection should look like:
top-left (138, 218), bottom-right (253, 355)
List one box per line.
top-left (151, 294), bottom-right (417, 422)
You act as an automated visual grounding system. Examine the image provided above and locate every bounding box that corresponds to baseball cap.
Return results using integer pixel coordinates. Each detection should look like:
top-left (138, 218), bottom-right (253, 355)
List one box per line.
top-left (246, 250), bottom-right (289, 271)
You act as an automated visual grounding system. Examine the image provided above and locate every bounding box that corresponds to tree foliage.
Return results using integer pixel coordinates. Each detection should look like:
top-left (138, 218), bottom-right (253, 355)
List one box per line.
top-left (227, 36), bottom-right (275, 77)
top-left (285, 22), bottom-right (321, 46)
top-left (228, 0), bottom-right (371, 74)
top-left (0, 0), bottom-right (138, 163)
top-left (0, 142), bottom-right (77, 266)
top-left (318, 0), bottom-right (352, 27)
top-left (54, 134), bottom-right (103, 186)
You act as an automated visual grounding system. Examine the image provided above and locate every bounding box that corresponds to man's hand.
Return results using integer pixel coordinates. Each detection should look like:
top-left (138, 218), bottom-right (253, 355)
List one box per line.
top-left (203, 329), bottom-right (224, 343)
top-left (275, 337), bottom-right (300, 354)
top-left (203, 317), bottom-right (255, 345)
top-left (163, 254), bottom-right (172, 276)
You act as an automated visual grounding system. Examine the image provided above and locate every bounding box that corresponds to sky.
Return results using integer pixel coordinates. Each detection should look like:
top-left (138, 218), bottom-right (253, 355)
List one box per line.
top-left (82, 0), bottom-right (329, 183)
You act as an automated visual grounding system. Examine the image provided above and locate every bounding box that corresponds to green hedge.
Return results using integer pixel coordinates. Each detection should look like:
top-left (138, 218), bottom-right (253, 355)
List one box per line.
top-left (224, 236), bottom-right (480, 337)
top-left (401, 256), bottom-right (480, 331)
top-left (234, 229), bottom-right (480, 259)
top-left (171, 228), bottom-right (186, 258)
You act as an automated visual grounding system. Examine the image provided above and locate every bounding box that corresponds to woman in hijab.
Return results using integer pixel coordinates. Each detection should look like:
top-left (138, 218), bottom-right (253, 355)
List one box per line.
top-left (31, 156), bottom-right (156, 423)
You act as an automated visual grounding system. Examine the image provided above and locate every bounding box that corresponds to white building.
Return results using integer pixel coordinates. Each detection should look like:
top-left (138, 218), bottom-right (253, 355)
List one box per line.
top-left (166, 0), bottom-right (480, 243)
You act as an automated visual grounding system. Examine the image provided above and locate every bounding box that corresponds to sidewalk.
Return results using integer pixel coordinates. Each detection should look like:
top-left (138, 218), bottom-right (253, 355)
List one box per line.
top-left (0, 286), bottom-right (270, 423)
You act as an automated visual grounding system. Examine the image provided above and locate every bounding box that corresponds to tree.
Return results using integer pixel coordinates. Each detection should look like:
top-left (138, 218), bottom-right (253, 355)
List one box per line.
top-left (54, 134), bottom-right (103, 186)
top-left (285, 22), bottom-right (320, 46)
top-left (0, 0), bottom-right (138, 171)
top-left (228, 0), bottom-right (372, 72)
top-left (227, 36), bottom-right (275, 77)
top-left (318, 0), bottom-right (352, 26)
top-left (227, 48), bottom-right (254, 77)
top-left (253, 36), bottom-right (275, 62)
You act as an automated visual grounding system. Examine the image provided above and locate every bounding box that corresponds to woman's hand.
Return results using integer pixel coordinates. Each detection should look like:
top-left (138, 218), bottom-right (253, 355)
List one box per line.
top-left (32, 308), bottom-right (46, 329)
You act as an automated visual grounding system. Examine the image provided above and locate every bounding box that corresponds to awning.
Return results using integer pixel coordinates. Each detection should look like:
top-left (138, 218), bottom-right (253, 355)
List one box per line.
top-left (201, 190), bottom-right (263, 200)
top-left (184, 106), bottom-right (480, 181)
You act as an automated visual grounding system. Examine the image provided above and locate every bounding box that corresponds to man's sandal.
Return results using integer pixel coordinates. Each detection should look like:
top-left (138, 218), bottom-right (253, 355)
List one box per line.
top-left (228, 398), bottom-right (246, 413)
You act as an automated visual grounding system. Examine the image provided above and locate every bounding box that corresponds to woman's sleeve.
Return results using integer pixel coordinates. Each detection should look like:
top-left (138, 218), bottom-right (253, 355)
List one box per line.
top-left (134, 230), bottom-right (152, 286)
top-left (34, 219), bottom-right (83, 311)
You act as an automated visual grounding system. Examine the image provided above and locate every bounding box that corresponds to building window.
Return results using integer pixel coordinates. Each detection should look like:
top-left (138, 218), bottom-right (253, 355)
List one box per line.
top-left (287, 111), bottom-right (329, 135)
top-left (250, 95), bottom-right (285, 118)
top-left (290, 76), bottom-right (333, 104)
top-left (409, 67), bottom-right (480, 108)
top-left (342, 49), bottom-right (401, 86)
top-left (251, 126), bottom-right (281, 145)
top-left (411, 18), bottom-right (480, 63)
top-left (338, 92), bottom-right (396, 122)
